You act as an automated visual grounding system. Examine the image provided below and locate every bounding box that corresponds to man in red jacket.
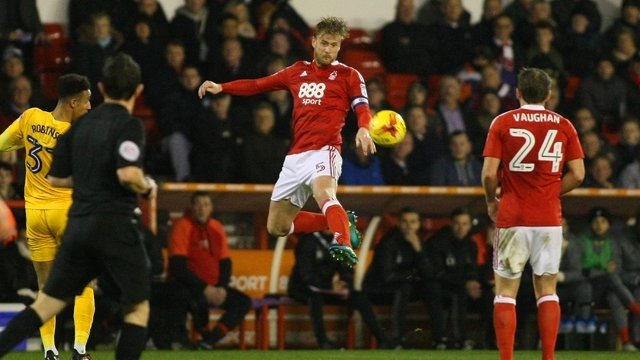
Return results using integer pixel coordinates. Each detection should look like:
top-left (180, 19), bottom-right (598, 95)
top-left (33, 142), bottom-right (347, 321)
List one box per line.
top-left (168, 191), bottom-right (251, 349)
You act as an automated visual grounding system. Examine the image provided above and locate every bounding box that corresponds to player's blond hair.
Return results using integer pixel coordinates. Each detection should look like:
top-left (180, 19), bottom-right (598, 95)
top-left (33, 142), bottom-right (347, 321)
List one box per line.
top-left (315, 17), bottom-right (349, 39)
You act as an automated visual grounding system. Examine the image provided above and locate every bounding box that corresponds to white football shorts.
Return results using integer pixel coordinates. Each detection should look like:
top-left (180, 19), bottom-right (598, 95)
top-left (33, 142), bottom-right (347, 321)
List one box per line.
top-left (493, 226), bottom-right (562, 279)
top-left (271, 145), bottom-right (342, 208)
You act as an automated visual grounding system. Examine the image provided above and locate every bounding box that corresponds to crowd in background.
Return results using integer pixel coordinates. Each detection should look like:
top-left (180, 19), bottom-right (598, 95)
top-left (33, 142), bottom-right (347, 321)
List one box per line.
top-left (2, 0), bottom-right (640, 352)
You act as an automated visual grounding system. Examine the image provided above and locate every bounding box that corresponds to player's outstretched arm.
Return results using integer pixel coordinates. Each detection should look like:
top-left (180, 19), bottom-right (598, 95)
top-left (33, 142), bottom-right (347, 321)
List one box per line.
top-left (198, 80), bottom-right (223, 98)
top-left (355, 127), bottom-right (376, 156)
top-left (561, 159), bottom-right (585, 195)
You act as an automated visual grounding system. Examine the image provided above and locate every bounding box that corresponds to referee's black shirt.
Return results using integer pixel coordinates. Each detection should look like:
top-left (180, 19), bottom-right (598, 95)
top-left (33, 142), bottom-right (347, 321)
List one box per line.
top-left (49, 103), bottom-right (146, 216)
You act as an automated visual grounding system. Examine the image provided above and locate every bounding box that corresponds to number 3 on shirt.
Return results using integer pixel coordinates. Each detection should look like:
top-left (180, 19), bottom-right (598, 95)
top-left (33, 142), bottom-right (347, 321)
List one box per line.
top-left (509, 129), bottom-right (563, 173)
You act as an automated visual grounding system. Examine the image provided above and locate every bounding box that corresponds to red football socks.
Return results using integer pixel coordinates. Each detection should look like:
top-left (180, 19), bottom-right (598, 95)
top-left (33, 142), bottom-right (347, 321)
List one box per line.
top-left (291, 211), bottom-right (328, 234)
top-left (619, 327), bottom-right (631, 344)
top-left (537, 294), bottom-right (560, 360)
top-left (628, 302), bottom-right (640, 317)
top-left (322, 200), bottom-right (350, 246)
top-left (494, 296), bottom-right (516, 360)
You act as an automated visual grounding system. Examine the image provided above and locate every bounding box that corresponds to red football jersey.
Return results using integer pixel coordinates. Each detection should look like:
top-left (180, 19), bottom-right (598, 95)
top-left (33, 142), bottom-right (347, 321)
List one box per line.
top-left (483, 104), bottom-right (584, 227)
top-left (221, 60), bottom-right (370, 154)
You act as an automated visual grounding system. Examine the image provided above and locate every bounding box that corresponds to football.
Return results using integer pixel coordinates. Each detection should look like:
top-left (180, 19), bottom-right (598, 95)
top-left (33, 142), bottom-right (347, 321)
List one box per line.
top-left (369, 110), bottom-right (407, 147)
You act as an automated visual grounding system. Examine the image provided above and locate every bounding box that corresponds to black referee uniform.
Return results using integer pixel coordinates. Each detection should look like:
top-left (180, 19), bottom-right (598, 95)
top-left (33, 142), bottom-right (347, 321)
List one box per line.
top-left (44, 103), bottom-right (150, 304)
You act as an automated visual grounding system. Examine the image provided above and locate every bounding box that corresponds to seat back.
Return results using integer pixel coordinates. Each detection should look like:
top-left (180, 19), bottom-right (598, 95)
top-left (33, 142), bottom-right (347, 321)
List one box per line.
top-left (385, 73), bottom-right (420, 110)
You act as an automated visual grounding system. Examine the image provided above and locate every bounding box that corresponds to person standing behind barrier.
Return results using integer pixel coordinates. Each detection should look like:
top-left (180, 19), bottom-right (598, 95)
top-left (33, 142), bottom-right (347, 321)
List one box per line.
top-left (363, 207), bottom-right (434, 348)
top-left (288, 231), bottom-right (387, 349)
top-left (168, 191), bottom-right (251, 350)
top-left (482, 67), bottom-right (585, 360)
top-left (0, 53), bottom-right (157, 360)
top-left (621, 207), bottom-right (640, 346)
top-left (0, 73), bottom-right (94, 360)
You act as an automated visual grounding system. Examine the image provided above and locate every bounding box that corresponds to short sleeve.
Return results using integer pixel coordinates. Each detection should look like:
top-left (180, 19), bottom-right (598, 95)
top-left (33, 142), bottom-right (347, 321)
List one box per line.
top-left (168, 219), bottom-right (191, 257)
top-left (115, 117), bottom-right (145, 169)
top-left (482, 117), bottom-right (502, 158)
top-left (564, 121), bottom-right (584, 161)
top-left (49, 125), bottom-right (74, 178)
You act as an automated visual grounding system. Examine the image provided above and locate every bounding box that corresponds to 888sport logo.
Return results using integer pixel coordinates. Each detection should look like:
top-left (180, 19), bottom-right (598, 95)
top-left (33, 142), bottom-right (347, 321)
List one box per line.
top-left (298, 82), bottom-right (326, 105)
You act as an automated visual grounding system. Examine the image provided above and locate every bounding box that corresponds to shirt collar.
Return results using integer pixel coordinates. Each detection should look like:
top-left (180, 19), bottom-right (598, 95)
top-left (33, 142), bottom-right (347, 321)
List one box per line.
top-left (521, 104), bottom-right (546, 110)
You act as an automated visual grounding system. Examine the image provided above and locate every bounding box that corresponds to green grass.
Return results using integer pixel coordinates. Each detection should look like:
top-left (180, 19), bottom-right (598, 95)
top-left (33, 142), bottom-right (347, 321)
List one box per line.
top-left (5, 350), bottom-right (640, 360)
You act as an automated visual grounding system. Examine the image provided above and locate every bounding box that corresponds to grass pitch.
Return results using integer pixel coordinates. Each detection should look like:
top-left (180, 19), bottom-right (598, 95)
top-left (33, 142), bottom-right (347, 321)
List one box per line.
top-left (5, 350), bottom-right (640, 360)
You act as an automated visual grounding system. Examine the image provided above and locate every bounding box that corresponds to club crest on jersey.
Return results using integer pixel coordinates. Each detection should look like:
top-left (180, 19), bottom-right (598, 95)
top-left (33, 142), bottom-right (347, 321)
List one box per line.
top-left (329, 71), bottom-right (338, 80)
top-left (300, 71), bottom-right (307, 77)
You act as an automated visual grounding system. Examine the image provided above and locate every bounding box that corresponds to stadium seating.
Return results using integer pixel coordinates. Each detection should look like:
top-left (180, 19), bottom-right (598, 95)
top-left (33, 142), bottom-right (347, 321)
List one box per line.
top-left (385, 73), bottom-right (420, 110)
top-left (39, 71), bottom-right (62, 100)
top-left (341, 48), bottom-right (385, 81)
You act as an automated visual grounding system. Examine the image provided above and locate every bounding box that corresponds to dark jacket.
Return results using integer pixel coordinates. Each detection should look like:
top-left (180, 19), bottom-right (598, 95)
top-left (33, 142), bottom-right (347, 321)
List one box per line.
top-left (427, 226), bottom-right (479, 287)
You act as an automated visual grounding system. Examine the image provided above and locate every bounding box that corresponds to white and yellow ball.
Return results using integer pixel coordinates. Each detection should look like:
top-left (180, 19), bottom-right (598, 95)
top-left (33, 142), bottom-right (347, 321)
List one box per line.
top-left (369, 110), bottom-right (406, 147)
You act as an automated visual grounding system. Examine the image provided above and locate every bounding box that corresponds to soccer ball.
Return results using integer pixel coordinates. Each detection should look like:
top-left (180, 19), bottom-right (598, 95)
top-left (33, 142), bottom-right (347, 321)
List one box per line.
top-left (369, 110), bottom-right (407, 147)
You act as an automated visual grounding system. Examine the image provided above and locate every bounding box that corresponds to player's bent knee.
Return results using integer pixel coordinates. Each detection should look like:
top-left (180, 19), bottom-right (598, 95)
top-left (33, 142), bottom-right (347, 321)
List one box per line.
top-left (266, 222), bottom-right (289, 236)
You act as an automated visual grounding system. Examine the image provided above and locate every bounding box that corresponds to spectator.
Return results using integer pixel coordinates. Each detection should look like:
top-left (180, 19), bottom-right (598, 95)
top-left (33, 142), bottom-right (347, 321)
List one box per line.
top-left (191, 93), bottom-right (241, 183)
top-left (0, 216), bottom-right (35, 305)
top-left (416, 0), bottom-right (471, 27)
top-left (610, 28), bottom-right (638, 77)
top-left (471, 0), bottom-right (504, 45)
top-left (288, 231), bottom-right (387, 349)
top-left (0, 0), bottom-right (45, 71)
top-left (618, 146), bottom-right (640, 188)
top-left (604, 0), bottom-right (640, 49)
top-left (514, 0), bottom-right (556, 50)
top-left (367, 78), bottom-right (392, 114)
top-left (0, 161), bottom-right (20, 200)
top-left (364, 207), bottom-right (434, 348)
top-left (524, 21), bottom-right (564, 76)
top-left (470, 65), bottom-right (517, 114)
top-left (457, 46), bottom-right (496, 102)
top-left (402, 82), bottom-right (429, 113)
top-left (208, 38), bottom-right (257, 85)
top-left (615, 117), bottom-right (640, 170)
top-left (485, 14), bottom-right (521, 88)
top-left (582, 155), bottom-right (616, 188)
top-left (168, 192), bottom-right (252, 349)
top-left (73, 12), bottom-right (124, 104)
top-left (404, 105), bottom-right (445, 170)
top-left (145, 41), bottom-right (186, 111)
top-left (433, 76), bottom-right (479, 139)
top-left (577, 57), bottom-right (628, 132)
top-left (170, 0), bottom-right (216, 65)
top-left (241, 102), bottom-right (287, 184)
top-left (580, 207), bottom-right (640, 351)
top-left (429, 0), bottom-right (473, 74)
top-left (573, 107), bottom-right (599, 136)
top-left (340, 141), bottom-right (385, 186)
top-left (580, 130), bottom-right (614, 169)
top-left (381, 134), bottom-right (427, 185)
top-left (429, 131), bottom-right (482, 186)
top-left (68, 0), bottom-right (136, 42)
top-left (427, 208), bottom-right (493, 349)
top-left (0, 76), bottom-right (35, 122)
top-left (213, 13), bottom-right (260, 64)
top-left (223, 0), bottom-right (257, 39)
top-left (121, 19), bottom-right (164, 87)
top-left (132, 0), bottom-right (169, 42)
top-left (157, 65), bottom-right (203, 181)
top-left (558, 8), bottom-right (600, 77)
top-left (379, 0), bottom-right (434, 76)
top-left (262, 57), bottom-right (292, 139)
top-left (0, 47), bottom-right (43, 112)
top-left (557, 217), bottom-right (596, 334)
top-left (473, 91), bottom-right (502, 135)
top-left (503, 0), bottom-right (534, 37)
top-left (551, 0), bottom-right (601, 34)
top-left (262, 30), bottom-right (306, 67)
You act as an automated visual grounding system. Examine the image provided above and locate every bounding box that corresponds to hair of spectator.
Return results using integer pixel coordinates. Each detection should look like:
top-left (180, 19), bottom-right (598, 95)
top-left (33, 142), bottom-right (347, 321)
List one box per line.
top-left (517, 67), bottom-right (552, 104)
top-left (399, 206), bottom-right (420, 218)
top-left (57, 73), bottom-right (90, 100)
top-left (253, 101), bottom-right (275, 116)
top-left (0, 161), bottom-right (12, 173)
top-left (91, 11), bottom-right (111, 24)
top-left (9, 75), bottom-right (30, 92)
top-left (448, 130), bottom-right (469, 143)
top-left (451, 206), bottom-right (473, 219)
top-left (191, 191), bottom-right (212, 205)
top-left (315, 17), bottom-right (349, 39)
top-left (101, 53), bottom-right (141, 100)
